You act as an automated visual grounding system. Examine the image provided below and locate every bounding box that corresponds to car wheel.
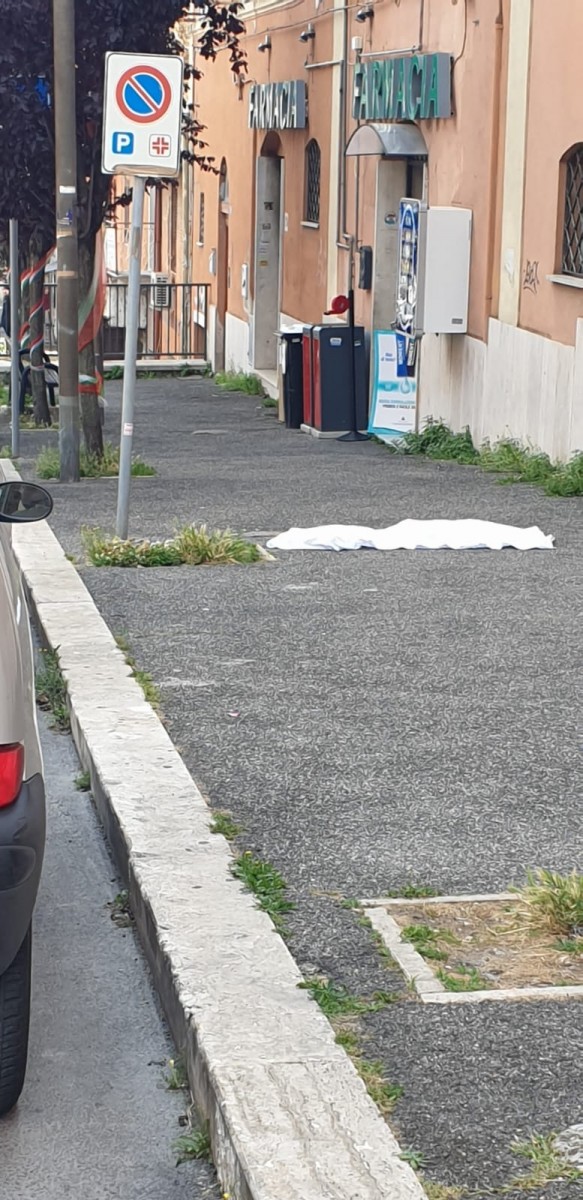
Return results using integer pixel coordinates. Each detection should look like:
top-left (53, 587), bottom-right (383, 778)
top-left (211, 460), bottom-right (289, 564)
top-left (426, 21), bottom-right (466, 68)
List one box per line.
top-left (0, 926), bottom-right (31, 1117)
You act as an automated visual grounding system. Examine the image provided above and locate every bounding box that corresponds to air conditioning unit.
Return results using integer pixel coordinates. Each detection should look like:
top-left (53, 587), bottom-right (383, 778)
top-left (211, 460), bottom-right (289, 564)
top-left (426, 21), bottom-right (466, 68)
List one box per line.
top-left (151, 273), bottom-right (171, 309)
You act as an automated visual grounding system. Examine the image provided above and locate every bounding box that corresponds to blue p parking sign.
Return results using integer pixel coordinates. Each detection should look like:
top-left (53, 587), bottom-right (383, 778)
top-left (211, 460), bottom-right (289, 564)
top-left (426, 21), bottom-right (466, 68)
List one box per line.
top-left (112, 131), bottom-right (134, 155)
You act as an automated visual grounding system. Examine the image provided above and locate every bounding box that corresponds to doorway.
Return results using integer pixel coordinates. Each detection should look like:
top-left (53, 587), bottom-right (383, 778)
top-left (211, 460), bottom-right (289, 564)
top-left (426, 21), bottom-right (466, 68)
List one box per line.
top-left (253, 135), bottom-right (283, 371)
top-left (216, 159), bottom-right (229, 372)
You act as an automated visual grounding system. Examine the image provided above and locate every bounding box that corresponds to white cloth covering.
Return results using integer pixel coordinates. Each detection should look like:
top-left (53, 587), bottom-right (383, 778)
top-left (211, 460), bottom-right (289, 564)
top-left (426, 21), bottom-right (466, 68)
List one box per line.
top-left (266, 519), bottom-right (554, 552)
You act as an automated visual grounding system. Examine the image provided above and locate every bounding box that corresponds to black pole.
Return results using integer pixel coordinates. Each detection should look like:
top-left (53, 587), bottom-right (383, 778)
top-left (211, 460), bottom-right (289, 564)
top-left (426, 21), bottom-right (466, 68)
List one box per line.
top-left (337, 286), bottom-right (369, 443)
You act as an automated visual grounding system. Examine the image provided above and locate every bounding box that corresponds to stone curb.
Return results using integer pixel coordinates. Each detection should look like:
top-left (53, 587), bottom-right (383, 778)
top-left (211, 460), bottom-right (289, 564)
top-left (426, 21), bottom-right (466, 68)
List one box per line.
top-left (3, 462), bottom-right (427, 1200)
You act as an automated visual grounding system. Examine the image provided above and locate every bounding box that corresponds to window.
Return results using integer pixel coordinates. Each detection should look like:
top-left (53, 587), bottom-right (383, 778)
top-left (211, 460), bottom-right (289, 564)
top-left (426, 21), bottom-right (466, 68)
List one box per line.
top-left (304, 139), bottom-right (321, 226)
top-left (198, 192), bottom-right (205, 246)
top-left (562, 144), bottom-right (583, 277)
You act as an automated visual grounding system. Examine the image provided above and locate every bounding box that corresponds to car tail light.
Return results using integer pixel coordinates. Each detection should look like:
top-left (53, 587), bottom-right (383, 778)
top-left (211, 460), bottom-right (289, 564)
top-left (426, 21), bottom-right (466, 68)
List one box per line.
top-left (0, 744), bottom-right (25, 809)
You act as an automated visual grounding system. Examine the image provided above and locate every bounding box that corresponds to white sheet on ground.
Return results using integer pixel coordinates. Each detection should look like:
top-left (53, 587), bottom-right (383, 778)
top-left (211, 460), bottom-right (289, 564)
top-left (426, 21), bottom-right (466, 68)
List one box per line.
top-left (266, 520), bottom-right (554, 552)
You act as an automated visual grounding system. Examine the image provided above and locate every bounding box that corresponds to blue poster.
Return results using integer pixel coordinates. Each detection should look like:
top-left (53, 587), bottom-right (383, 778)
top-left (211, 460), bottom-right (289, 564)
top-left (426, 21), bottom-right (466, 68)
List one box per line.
top-left (368, 330), bottom-right (417, 443)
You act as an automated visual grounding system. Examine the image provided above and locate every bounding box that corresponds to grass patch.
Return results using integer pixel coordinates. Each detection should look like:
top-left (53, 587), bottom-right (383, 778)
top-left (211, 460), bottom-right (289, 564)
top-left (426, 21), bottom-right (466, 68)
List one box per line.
top-left (0, 385), bottom-right (8, 405)
top-left (436, 964), bottom-right (490, 992)
top-left (210, 810), bottom-right (243, 840)
top-left (20, 412), bottom-right (59, 430)
top-left (512, 868), bottom-right (583, 937)
top-left (510, 1132), bottom-right (582, 1189)
top-left (262, 395), bottom-right (278, 409)
top-left (394, 418), bottom-right (583, 497)
top-left (74, 770), bottom-right (91, 792)
top-left (174, 1124), bottom-right (212, 1165)
top-left (0, 445), bottom-right (12, 458)
top-left (215, 370), bottom-right (264, 395)
top-left (35, 647), bottom-right (70, 732)
top-left (36, 442), bottom-right (155, 480)
top-left (402, 923), bottom-right (451, 962)
top-left (105, 365), bottom-right (123, 380)
top-left (115, 634), bottom-right (160, 710)
top-left (402, 420), bottom-right (479, 465)
top-left (231, 852), bottom-right (294, 932)
top-left (555, 937), bottom-right (583, 954)
top-left (299, 977), bottom-right (395, 1016)
top-left (82, 524), bottom-right (263, 568)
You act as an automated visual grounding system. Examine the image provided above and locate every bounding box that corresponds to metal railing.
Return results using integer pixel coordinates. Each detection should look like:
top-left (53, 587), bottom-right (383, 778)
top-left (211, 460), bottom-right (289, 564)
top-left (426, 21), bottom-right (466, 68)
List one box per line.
top-left (44, 282), bottom-right (209, 361)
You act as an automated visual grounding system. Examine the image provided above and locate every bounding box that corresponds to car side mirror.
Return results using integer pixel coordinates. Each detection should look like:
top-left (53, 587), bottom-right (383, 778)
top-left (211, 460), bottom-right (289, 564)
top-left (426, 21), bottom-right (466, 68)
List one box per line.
top-left (0, 481), bottom-right (53, 524)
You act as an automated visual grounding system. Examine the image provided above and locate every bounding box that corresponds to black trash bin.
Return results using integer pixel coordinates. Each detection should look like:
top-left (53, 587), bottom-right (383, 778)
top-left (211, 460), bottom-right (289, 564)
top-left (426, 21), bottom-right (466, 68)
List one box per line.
top-left (280, 330), bottom-right (304, 429)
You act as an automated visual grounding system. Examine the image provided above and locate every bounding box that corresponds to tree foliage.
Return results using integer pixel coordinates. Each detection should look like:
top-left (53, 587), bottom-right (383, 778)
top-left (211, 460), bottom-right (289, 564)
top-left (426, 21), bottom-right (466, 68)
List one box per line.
top-left (0, 0), bottom-right (244, 245)
top-left (0, 0), bottom-right (243, 434)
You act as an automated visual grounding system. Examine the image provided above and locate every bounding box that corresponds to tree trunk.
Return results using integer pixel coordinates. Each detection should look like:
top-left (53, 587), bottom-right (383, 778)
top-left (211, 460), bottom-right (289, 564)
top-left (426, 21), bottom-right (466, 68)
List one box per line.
top-left (28, 239), bottom-right (51, 427)
top-left (78, 236), bottom-right (104, 458)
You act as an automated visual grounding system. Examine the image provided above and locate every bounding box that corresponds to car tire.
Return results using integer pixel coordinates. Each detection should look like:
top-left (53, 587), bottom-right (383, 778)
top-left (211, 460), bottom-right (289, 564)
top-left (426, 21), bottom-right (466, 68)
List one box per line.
top-left (0, 926), bottom-right (32, 1117)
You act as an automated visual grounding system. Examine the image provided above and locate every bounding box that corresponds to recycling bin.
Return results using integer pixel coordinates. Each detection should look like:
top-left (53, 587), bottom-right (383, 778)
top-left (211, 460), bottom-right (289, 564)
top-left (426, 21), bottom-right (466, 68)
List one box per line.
top-left (280, 329), bottom-right (304, 429)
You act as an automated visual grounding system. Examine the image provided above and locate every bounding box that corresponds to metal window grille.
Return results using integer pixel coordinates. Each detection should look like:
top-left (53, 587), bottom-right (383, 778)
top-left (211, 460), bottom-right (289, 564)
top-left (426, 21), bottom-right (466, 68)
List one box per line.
top-left (305, 140), bottom-right (321, 225)
top-left (563, 146), bottom-right (583, 276)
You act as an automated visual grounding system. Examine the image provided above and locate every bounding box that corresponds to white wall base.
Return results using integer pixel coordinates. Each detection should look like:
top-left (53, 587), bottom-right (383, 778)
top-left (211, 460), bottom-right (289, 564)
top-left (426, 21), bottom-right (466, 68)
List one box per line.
top-left (225, 312), bottom-right (251, 375)
top-left (420, 318), bottom-right (583, 461)
top-left (207, 304), bottom-right (217, 373)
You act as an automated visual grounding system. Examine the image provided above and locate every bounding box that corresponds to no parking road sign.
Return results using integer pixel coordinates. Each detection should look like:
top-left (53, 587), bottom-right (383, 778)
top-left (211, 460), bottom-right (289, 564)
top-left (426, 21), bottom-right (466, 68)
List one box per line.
top-left (102, 53), bottom-right (183, 177)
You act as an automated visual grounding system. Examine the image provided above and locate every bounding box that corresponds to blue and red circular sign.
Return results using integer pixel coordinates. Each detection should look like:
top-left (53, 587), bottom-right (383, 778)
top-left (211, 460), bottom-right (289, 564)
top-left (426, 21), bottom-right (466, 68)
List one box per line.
top-left (116, 65), bottom-right (172, 124)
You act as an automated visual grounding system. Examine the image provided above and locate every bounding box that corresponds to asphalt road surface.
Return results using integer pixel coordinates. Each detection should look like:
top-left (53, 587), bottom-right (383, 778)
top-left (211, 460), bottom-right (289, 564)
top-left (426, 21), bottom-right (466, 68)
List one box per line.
top-left (0, 711), bottom-right (219, 1200)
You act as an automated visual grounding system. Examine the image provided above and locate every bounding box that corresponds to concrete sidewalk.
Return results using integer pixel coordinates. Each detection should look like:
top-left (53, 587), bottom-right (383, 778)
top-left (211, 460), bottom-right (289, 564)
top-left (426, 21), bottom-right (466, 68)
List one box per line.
top-left (11, 378), bottom-right (583, 1198)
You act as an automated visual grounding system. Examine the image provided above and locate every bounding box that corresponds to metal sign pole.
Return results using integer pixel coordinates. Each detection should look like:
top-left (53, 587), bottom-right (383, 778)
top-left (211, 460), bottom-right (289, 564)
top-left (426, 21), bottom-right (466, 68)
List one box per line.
top-left (115, 176), bottom-right (146, 540)
top-left (9, 220), bottom-right (20, 460)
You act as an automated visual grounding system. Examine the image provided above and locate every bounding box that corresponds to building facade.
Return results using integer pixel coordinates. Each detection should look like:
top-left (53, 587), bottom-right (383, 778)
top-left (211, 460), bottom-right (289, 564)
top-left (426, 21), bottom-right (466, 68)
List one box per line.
top-left (117, 0), bottom-right (583, 459)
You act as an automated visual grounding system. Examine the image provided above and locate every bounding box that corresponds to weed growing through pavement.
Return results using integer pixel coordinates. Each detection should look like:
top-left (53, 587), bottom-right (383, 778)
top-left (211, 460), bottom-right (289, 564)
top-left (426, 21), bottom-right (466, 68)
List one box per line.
top-left (299, 977), bottom-right (396, 1016)
top-left (262, 396), bottom-right (278, 408)
top-left (0, 445), bottom-right (12, 458)
top-left (511, 868), bottom-right (583, 938)
top-left (231, 852), bottom-right (295, 933)
top-left (304, 976), bottom-right (401, 1117)
top-left (214, 370), bottom-right (264, 396)
top-left (333, 1028), bottom-right (403, 1116)
top-left (422, 1183), bottom-right (465, 1200)
top-left (165, 1056), bottom-right (188, 1091)
top-left (400, 1149), bottom-right (426, 1171)
top-left (74, 771), bottom-right (91, 792)
top-left (417, 1130), bottom-right (582, 1200)
top-left (115, 635), bottom-right (161, 710)
top-left (386, 884), bottom-right (439, 899)
top-left (108, 890), bottom-right (134, 928)
top-left (174, 1123), bottom-right (212, 1165)
top-left (509, 1132), bottom-right (582, 1189)
top-left (386, 417), bottom-right (583, 497)
top-left (82, 524), bottom-right (263, 568)
top-left (210, 811), bottom-right (243, 840)
top-left (35, 647), bottom-right (70, 732)
top-left (36, 442), bottom-right (155, 480)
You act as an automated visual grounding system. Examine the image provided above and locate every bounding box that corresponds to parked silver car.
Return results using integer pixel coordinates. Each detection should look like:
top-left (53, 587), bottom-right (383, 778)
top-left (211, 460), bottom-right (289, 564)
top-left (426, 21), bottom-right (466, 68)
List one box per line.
top-left (0, 479), bottom-right (53, 1116)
